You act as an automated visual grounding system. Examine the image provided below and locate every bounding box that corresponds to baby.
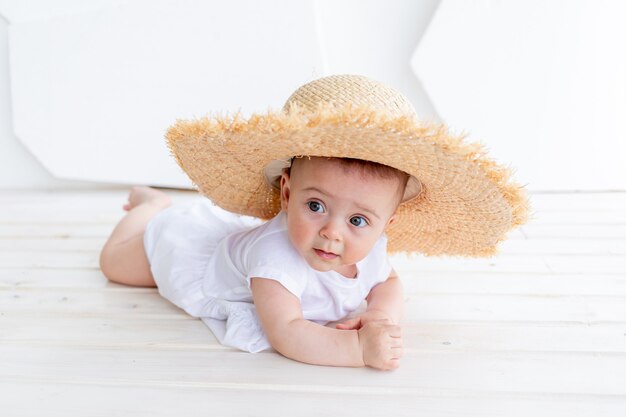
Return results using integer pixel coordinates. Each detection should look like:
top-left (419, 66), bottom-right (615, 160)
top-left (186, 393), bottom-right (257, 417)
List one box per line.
top-left (100, 74), bottom-right (528, 371)
top-left (101, 156), bottom-right (407, 370)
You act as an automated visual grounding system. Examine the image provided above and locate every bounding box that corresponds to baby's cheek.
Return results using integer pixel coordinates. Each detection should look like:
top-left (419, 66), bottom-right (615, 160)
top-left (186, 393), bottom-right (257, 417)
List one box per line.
top-left (350, 234), bottom-right (379, 259)
top-left (287, 216), bottom-right (310, 251)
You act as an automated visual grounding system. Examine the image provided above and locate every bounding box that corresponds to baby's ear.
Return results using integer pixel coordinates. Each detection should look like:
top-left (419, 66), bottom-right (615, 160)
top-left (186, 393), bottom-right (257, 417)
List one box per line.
top-left (384, 214), bottom-right (396, 230)
top-left (280, 172), bottom-right (291, 211)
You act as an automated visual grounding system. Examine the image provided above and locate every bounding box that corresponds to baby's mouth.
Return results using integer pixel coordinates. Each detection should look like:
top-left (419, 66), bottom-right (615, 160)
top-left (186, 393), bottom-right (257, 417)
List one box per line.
top-left (314, 248), bottom-right (339, 260)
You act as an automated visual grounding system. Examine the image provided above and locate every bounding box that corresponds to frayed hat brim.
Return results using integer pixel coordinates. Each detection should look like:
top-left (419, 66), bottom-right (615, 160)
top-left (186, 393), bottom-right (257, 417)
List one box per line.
top-left (166, 103), bottom-right (529, 256)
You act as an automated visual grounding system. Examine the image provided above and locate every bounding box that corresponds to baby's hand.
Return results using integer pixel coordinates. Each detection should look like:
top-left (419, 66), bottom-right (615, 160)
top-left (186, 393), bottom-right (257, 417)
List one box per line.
top-left (336, 309), bottom-right (393, 331)
top-left (357, 320), bottom-right (403, 370)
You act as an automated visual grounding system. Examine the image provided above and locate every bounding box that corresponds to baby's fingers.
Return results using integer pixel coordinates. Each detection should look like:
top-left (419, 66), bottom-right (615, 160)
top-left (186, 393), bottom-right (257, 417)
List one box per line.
top-left (387, 358), bottom-right (401, 370)
top-left (391, 345), bottom-right (404, 359)
top-left (389, 333), bottom-right (403, 359)
top-left (378, 350), bottom-right (403, 371)
top-left (336, 317), bottom-right (362, 330)
top-left (387, 324), bottom-right (402, 339)
top-left (377, 339), bottom-right (404, 371)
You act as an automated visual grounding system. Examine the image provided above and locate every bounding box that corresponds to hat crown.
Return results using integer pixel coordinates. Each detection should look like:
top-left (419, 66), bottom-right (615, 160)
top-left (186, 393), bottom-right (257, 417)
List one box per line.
top-left (282, 74), bottom-right (417, 118)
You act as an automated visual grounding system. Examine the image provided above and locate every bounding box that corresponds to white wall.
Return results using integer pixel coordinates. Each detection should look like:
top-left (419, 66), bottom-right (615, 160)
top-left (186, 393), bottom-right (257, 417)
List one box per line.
top-left (412, 0), bottom-right (626, 192)
top-left (1, 0), bottom-right (624, 191)
top-left (0, 13), bottom-right (104, 189)
top-left (3, 0), bottom-right (326, 189)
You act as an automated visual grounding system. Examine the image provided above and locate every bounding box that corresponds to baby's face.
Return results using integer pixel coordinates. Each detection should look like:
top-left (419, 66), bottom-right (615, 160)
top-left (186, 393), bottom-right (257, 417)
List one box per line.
top-left (280, 157), bottom-right (400, 277)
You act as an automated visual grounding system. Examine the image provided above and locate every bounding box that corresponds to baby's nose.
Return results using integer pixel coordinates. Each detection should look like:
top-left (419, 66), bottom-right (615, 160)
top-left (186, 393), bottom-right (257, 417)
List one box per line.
top-left (320, 220), bottom-right (342, 241)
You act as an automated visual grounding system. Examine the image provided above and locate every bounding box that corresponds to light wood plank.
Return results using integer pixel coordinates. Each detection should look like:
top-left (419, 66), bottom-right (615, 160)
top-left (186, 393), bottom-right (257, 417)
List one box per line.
top-left (409, 322), bottom-right (626, 353)
top-left (0, 192), bottom-right (201, 222)
top-left (2, 345), bottom-right (626, 396)
top-left (498, 238), bottom-right (626, 255)
top-left (404, 293), bottom-right (626, 323)
top-left (391, 253), bottom-right (626, 274)
top-left (0, 288), bottom-right (188, 319)
top-left (0, 237), bottom-right (106, 252)
top-left (4, 381), bottom-right (625, 417)
top-left (0, 251), bottom-right (101, 269)
top-left (529, 209), bottom-right (626, 224)
top-left (0, 316), bottom-right (227, 350)
top-left (527, 192), bottom-right (626, 210)
top-left (2, 269), bottom-right (625, 297)
top-left (519, 223), bottom-right (626, 239)
top-left (398, 272), bottom-right (626, 296)
top-left (2, 317), bottom-right (625, 354)
top-left (3, 288), bottom-right (626, 323)
top-left (0, 188), bottom-right (197, 204)
top-left (0, 224), bottom-right (116, 238)
top-left (0, 269), bottom-right (109, 288)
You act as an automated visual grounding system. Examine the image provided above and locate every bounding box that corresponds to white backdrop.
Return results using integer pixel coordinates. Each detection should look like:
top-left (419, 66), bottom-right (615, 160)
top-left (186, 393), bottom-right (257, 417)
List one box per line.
top-left (412, 0), bottom-right (626, 191)
top-left (1, 0), bottom-right (624, 191)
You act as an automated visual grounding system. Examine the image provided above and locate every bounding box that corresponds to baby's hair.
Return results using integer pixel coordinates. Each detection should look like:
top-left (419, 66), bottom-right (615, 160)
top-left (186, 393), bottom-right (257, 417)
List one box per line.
top-left (288, 156), bottom-right (410, 205)
top-left (335, 158), bottom-right (409, 184)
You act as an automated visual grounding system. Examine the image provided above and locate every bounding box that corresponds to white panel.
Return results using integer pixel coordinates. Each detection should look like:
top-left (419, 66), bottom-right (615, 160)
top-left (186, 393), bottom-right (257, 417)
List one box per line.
top-left (0, 0), bottom-right (121, 23)
top-left (315, 0), bottom-right (441, 119)
top-left (412, 0), bottom-right (626, 191)
top-left (7, 0), bottom-right (323, 186)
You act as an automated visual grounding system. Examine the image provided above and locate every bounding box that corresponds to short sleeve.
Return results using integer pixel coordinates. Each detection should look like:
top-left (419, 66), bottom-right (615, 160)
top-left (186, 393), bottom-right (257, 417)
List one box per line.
top-left (244, 230), bottom-right (308, 300)
top-left (247, 265), bottom-right (305, 299)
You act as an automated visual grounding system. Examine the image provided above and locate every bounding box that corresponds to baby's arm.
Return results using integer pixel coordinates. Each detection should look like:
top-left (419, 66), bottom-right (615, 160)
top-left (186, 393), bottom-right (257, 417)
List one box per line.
top-left (250, 277), bottom-right (401, 370)
top-left (365, 270), bottom-right (405, 324)
top-left (336, 270), bottom-right (405, 330)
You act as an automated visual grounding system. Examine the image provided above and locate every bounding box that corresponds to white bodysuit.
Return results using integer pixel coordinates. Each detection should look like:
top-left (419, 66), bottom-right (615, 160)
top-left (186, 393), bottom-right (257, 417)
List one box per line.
top-left (144, 198), bottom-right (392, 352)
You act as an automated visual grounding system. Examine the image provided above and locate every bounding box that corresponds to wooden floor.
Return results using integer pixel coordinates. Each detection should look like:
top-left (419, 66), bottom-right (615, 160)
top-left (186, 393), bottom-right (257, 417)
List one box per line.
top-left (1, 189), bottom-right (625, 416)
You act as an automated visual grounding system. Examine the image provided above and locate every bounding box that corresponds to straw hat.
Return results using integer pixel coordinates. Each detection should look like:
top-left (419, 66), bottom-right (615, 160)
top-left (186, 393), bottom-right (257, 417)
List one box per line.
top-left (166, 74), bottom-right (529, 256)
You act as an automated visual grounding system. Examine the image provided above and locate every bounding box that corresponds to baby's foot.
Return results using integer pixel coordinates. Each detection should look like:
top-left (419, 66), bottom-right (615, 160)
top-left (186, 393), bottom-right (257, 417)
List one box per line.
top-left (123, 186), bottom-right (172, 211)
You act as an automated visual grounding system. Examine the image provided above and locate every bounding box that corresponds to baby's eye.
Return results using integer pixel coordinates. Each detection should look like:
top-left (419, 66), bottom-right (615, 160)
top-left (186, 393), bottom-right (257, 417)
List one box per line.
top-left (307, 201), bottom-right (325, 213)
top-left (349, 216), bottom-right (368, 228)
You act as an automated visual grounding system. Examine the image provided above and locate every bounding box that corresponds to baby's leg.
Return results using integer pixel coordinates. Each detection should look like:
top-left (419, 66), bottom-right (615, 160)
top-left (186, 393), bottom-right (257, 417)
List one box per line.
top-left (99, 186), bottom-right (172, 287)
